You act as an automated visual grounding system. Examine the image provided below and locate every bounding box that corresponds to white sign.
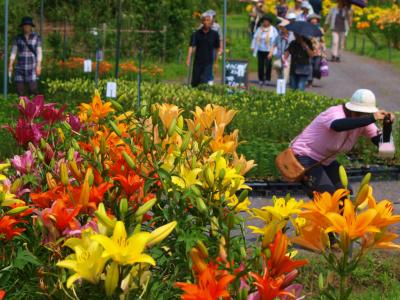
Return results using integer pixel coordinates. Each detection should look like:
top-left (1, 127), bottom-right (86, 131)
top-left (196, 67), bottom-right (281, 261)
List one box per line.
top-left (83, 59), bottom-right (92, 73)
top-left (106, 82), bottom-right (117, 98)
top-left (276, 79), bottom-right (286, 95)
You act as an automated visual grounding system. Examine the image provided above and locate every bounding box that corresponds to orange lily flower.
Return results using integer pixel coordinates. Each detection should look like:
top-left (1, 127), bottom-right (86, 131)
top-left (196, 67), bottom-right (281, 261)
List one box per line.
top-left (0, 215), bottom-right (26, 240)
top-left (157, 103), bottom-right (183, 130)
top-left (79, 94), bottom-right (114, 123)
top-left (300, 189), bottom-right (349, 229)
top-left (175, 261), bottom-right (235, 300)
top-left (291, 222), bottom-right (330, 253)
top-left (368, 198), bottom-right (400, 228)
top-left (213, 106), bottom-right (237, 127)
top-left (31, 185), bottom-right (67, 208)
top-left (210, 123), bottom-right (239, 154)
top-left (267, 231), bottom-right (308, 277)
top-left (326, 199), bottom-right (380, 249)
top-left (249, 268), bottom-right (295, 300)
top-left (0, 290), bottom-right (5, 300)
top-left (362, 232), bottom-right (400, 250)
top-left (232, 153), bottom-right (256, 176)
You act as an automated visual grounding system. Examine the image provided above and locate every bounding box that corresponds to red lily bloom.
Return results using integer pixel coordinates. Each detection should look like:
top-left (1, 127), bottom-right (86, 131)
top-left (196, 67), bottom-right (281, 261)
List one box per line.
top-left (0, 215), bottom-right (26, 240)
top-left (113, 171), bottom-right (144, 199)
top-left (0, 290), bottom-right (5, 300)
top-left (175, 261), bottom-right (235, 300)
top-left (267, 232), bottom-right (308, 277)
top-left (31, 185), bottom-right (66, 208)
top-left (249, 268), bottom-right (295, 300)
top-left (42, 200), bottom-right (81, 232)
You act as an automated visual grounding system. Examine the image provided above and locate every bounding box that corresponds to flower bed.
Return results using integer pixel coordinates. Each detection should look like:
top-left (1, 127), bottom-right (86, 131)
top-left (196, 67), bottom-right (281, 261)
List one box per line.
top-left (44, 80), bottom-right (400, 179)
top-left (0, 94), bottom-right (399, 299)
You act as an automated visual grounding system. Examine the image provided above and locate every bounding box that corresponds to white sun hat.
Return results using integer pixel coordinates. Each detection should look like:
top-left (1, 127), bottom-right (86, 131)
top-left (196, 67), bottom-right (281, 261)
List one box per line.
top-left (345, 89), bottom-right (379, 113)
top-left (286, 13), bottom-right (297, 20)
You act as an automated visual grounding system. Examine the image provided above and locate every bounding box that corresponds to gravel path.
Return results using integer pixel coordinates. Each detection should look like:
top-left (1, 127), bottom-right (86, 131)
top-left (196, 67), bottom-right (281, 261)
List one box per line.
top-left (250, 50), bottom-right (400, 111)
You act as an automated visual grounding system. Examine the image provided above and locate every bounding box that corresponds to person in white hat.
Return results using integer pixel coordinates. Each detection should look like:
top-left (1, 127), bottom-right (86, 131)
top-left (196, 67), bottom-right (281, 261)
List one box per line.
top-left (286, 12), bottom-right (297, 23)
top-left (288, 89), bottom-right (395, 197)
top-left (297, 1), bottom-right (314, 21)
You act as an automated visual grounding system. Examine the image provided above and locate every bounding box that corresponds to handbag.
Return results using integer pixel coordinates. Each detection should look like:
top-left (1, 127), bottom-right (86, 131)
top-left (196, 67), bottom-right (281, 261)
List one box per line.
top-left (320, 59), bottom-right (329, 77)
top-left (275, 148), bottom-right (306, 182)
top-left (294, 64), bottom-right (312, 76)
top-left (275, 132), bottom-right (349, 182)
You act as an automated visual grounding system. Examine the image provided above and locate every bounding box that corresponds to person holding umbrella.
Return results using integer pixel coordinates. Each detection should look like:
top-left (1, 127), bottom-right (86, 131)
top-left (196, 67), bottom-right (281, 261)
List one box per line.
top-left (251, 15), bottom-right (279, 86)
top-left (307, 14), bottom-right (326, 87)
top-left (284, 20), bottom-right (322, 90)
top-left (8, 16), bottom-right (43, 97)
top-left (325, 0), bottom-right (352, 62)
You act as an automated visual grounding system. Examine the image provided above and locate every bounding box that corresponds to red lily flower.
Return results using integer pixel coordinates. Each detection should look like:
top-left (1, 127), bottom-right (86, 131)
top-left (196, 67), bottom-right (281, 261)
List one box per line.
top-left (113, 172), bottom-right (144, 198)
top-left (267, 232), bottom-right (308, 277)
top-left (42, 200), bottom-right (81, 232)
top-left (175, 261), bottom-right (235, 300)
top-left (0, 290), bottom-right (5, 300)
top-left (31, 185), bottom-right (66, 208)
top-left (249, 268), bottom-right (295, 300)
top-left (0, 215), bottom-right (26, 240)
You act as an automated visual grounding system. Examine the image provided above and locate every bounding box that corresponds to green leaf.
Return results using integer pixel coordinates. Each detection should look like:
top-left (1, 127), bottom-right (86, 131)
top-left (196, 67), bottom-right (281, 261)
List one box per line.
top-left (13, 249), bottom-right (42, 269)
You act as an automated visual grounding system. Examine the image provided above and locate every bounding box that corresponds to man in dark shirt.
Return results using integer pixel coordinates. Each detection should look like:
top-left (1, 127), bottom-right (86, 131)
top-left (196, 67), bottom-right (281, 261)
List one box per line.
top-left (186, 14), bottom-right (220, 87)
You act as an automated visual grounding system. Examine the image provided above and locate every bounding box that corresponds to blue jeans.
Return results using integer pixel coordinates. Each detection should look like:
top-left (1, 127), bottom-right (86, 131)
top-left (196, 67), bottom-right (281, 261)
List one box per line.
top-left (290, 74), bottom-right (308, 91)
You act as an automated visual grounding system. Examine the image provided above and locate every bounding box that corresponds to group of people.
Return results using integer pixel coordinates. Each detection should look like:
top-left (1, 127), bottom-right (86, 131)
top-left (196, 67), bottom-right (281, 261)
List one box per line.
top-left (248, 0), bottom-right (352, 90)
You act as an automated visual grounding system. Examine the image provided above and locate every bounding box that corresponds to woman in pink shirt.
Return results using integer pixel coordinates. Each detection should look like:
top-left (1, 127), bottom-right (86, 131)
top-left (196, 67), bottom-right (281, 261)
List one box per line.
top-left (291, 89), bottom-right (395, 196)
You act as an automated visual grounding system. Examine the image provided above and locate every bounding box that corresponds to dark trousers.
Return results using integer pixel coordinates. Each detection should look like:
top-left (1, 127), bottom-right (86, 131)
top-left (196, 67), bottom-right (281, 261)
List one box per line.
top-left (191, 63), bottom-right (212, 87)
top-left (297, 156), bottom-right (351, 198)
top-left (16, 82), bottom-right (38, 97)
top-left (257, 51), bottom-right (272, 82)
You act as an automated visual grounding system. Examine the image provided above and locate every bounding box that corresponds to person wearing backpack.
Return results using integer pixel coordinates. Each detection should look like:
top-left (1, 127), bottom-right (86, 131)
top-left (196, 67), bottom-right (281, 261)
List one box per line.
top-left (8, 16), bottom-right (43, 96)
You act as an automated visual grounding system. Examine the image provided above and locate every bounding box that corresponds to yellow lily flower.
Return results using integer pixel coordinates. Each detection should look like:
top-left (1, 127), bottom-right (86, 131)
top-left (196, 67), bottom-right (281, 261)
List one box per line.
top-left (171, 166), bottom-right (202, 189)
top-left (265, 197), bottom-right (303, 221)
top-left (57, 229), bottom-right (108, 288)
top-left (91, 221), bottom-right (155, 266)
top-left (226, 193), bottom-right (251, 212)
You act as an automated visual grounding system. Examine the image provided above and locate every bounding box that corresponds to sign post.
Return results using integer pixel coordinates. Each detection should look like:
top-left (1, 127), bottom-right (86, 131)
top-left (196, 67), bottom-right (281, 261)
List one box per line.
top-left (222, 0), bottom-right (227, 85)
top-left (3, 0), bottom-right (9, 98)
top-left (115, 0), bottom-right (122, 79)
top-left (224, 59), bottom-right (248, 89)
top-left (138, 48), bottom-right (143, 107)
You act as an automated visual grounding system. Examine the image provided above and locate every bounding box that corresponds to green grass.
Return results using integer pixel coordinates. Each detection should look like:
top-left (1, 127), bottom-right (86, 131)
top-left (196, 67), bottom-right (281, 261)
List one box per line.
top-left (297, 251), bottom-right (400, 299)
top-left (343, 30), bottom-right (400, 68)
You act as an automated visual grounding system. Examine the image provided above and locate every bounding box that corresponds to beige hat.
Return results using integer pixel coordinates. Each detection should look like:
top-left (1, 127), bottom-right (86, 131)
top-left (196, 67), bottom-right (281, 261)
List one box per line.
top-left (345, 89), bottom-right (379, 113)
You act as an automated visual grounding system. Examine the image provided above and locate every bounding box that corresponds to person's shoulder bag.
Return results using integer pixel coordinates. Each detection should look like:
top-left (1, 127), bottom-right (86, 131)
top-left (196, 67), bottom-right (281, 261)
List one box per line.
top-left (275, 132), bottom-right (350, 182)
top-left (20, 34), bottom-right (37, 57)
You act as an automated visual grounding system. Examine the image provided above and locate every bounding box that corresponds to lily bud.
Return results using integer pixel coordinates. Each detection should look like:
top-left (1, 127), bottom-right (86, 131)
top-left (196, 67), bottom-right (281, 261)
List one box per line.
top-left (67, 148), bottom-right (75, 162)
top-left (7, 206), bottom-right (29, 216)
top-left (109, 120), bottom-right (122, 137)
top-left (57, 128), bottom-right (65, 143)
top-left (69, 160), bottom-right (82, 180)
top-left (339, 165), bottom-right (348, 189)
top-left (0, 162), bottom-right (11, 172)
top-left (60, 163), bottom-right (69, 186)
top-left (210, 216), bottom-right (219, 237)
top-left (146, 221), bottom-right (177, 247)
top-left (122, 151), bottom-right (136, 170)
top-left (195, 198), bottom-right (208, 215)
top-left (110, 100), bottom-right (123, 111)
top-left (181, 133), bottom-right (190, 152)
top-left (167, 118), bottom-right (177, 137)
top-left (177, 115), bottom-right (184, 130)
top-left (11, 178), bottom-right (23, 194)
top-left (46, 173), bottom-right (57, 189)
top-left (238, 189), bottom-right (249, 203)
top-left (189, 248), bottom-right (207, 273)
top-left (204, 166), bottom-right (214, 188)
top-left (100, 136), bottom-right (107, 155)
top-left (95, 206), bottom-right (116, 229)
top-left (218, 168), bottom-right (226, 182)
top-left (71, 139), bottom-right (80, 151)
top-left (196, 240), bottom-right (209, 258)
top-left (135, 198), bottom-right (157, 217)
top-left (119, 198), bottom-right (128, 218)
top-left (360, 172), bottom-right (371, 187)
top-left (105, 262), bottom-right (119, 296)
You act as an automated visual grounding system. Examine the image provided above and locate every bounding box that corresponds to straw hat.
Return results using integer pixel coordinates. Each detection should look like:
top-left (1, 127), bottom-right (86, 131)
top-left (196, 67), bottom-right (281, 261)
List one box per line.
top-left (345, 89), bottom-right (379, 113)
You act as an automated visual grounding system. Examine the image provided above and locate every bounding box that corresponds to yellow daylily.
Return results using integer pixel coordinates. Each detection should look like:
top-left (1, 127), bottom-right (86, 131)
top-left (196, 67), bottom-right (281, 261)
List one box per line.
top-left (91, 221), bottom-right (155, 266)
top-left (265, 197), bottom-right (303, 221)
top-left (226, 193), bottom-right (251, 212)
top-left (171, 165), bottom-right (202, 189)
top-left (57, 229), bottom-right (108, 288)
